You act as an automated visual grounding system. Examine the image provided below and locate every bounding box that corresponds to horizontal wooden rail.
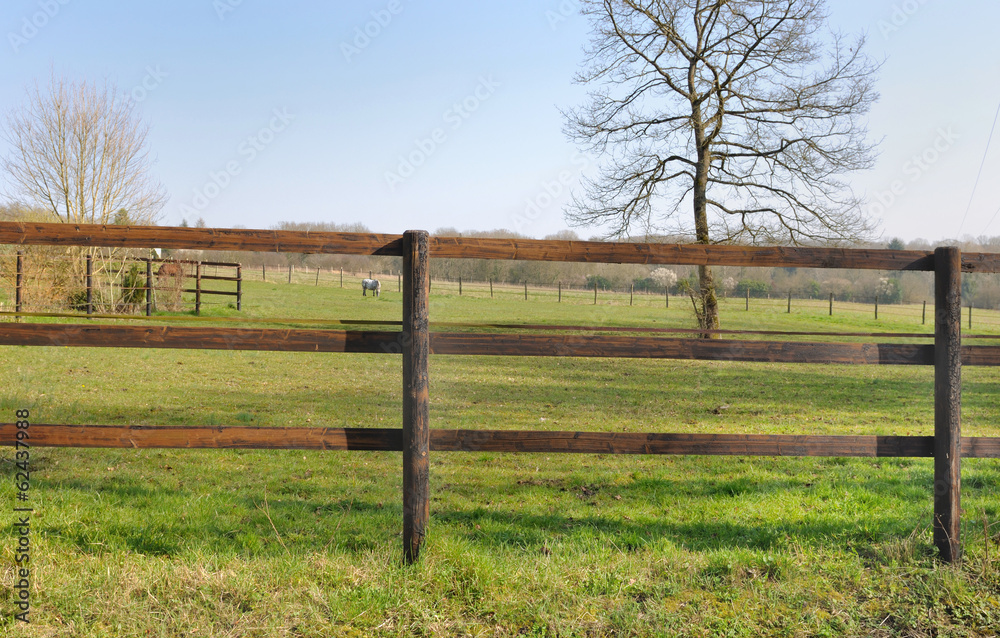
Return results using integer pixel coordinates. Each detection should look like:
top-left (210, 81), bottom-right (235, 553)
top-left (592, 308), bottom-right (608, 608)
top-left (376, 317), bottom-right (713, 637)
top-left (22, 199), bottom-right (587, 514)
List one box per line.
top-left (181, 289), bottom-right (239, 296)
top-left (432, 334), bottom-right (1000, 366)
top-left (4, 311), bottom-right (1000, 340)
top-left (430, 237), bottom-right (934, 270)
top-left (431, 430), bottom-right (1000, 458)
top-left (0, 424), bottom-right (401, 450)
top-left (0, 324), bottom-right (399, 353)
top-left (4, 323), bottom-right (1000, 364)
top-left (3, 424), bottom-right (1000, 458)
top-left (428, 322), bottom-right (945, 339)
top-left (431, 333), bottom-right (940, 364)
top-left (0, 311), bottom-right (402, 326)
top-left (429, 237), bottom-right (1000, 272)
top-left (3, 221), bottom-right (1000, 271)
top-left (0, 222), bottom-right (403, 256)
top-left (143, 258), bottom-right (241, 267)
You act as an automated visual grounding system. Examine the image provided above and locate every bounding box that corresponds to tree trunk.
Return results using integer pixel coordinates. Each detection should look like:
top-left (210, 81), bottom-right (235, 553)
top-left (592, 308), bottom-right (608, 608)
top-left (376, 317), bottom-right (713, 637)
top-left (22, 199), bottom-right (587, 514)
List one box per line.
top-left (691, 102), bottom-right (720, 338)
top-left (697, 264), bottom-right (720, 335)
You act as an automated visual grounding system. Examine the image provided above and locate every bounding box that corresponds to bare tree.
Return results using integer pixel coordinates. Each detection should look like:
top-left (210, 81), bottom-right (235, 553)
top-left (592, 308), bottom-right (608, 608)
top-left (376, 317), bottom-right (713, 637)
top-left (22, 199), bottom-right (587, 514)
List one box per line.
top-left (1, 75), bottom-right (167, 311)
top-left (2, 74), bottom-right (166, 225)
top-left (565, 0), bottom-right (879, 332)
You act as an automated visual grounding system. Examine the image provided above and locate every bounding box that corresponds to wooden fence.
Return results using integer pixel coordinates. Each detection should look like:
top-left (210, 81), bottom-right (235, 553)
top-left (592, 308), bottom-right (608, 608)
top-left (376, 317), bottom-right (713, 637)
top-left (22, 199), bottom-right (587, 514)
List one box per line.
top-left (2, 221), bottom-right (1000, 564)
top-left (146, 257), bottom-right (242, 314)
top-left (6, 253), bottom-right (242, 316)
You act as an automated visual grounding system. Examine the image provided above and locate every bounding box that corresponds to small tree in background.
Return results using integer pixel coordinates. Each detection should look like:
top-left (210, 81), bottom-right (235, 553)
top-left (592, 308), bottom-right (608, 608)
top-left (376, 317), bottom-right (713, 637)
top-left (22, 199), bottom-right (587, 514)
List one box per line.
top-left (735, 280), bottom-right (771, 298)
top-left (2, 75), bottom-right (166, 225)
top-left (650, 267), bottom-right (678, 292)
top-left (586, 274), bottom-right (614, 290)
top-left (2, 74), bottom-right (166, 310)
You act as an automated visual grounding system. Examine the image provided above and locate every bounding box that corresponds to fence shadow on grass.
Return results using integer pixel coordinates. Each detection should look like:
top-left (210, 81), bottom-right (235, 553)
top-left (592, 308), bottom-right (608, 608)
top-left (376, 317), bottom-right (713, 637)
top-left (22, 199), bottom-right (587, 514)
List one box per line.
top-left (434, 507), bottom-right (926, 555)
top-left (36, 475), bottom-right (404, 557)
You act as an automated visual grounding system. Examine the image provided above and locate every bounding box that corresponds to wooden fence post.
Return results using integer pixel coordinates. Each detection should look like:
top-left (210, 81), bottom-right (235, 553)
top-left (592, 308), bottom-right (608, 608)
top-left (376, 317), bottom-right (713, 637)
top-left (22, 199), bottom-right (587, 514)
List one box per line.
top-left (145, 258), bottom-right (152, 317)
top-left (288, 264), bottom-right (292, 284)
top-left (666, 288), bottom-right (669, 308)
top-left (923, 300), bottom-right (927, 325)
top-left (875, 295), bottom-right (879, 320)
top-left (524, 281), bottom-right (528, 301)
top-left (459, 277), bottom-right (462, 296)
top-left (490, 278), bottom-right (494, 298)
top-left (195, 262), bottom-right (202, 315)
top-left (315, 268), bottom-right (320, 286)
top-left (236, 265), bottom-right (242, 311)
top-left (934, 246), bottom-right (962, 563)
top-left (402, 230), bottom-right (430, 564)
top-left (558, 281), bottom-right (561, 303)
top-left (341, 268), bottom-right (344, 288)
top-left (745, 288), bottom-right (749, 311)
top-left (15, 251), bottom-right (23, 321)
top-left (630, 284), bottom-right (634, 307)
top-left (86, 253), bottom-right (93, 316)
top-left (829, 292), bottom-right (833, 316)
top-left (787, 290), bottom-right (792, 314)
top-left (594, 282), bottom-right (598, 305)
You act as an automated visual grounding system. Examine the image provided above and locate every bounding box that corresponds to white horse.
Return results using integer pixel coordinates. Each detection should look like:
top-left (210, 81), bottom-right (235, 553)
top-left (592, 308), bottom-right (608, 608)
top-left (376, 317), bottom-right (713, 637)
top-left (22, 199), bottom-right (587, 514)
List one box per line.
top-left (362, 278), bottom-right (381, 297)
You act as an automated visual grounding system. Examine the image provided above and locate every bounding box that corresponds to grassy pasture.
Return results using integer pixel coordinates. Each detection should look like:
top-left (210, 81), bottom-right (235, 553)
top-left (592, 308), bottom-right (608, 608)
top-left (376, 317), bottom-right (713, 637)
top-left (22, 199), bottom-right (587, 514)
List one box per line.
top-left (1, 279), bottom-right (1000, 637)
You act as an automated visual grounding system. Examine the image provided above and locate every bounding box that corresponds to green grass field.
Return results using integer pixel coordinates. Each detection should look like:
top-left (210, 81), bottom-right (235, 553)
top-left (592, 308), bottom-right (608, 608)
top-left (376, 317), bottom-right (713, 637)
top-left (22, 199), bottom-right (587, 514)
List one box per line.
top-left (2, 278), bottom-right (1000, 637)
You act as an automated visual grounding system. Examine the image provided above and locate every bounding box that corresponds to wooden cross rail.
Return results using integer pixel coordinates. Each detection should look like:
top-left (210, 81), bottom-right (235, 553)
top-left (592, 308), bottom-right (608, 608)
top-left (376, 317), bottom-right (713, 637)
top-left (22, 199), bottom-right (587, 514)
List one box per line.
top-left (0, 224), bottom-right (987, 564)
top-left (3, 424), bottom-right (1000, 458)
top-left (2, 323), bottom-right (1000, 366)
top-left (180, 289), bottom-right (240, 297)
top-left (3, 221), bottom-right (1000, 271)
top-left (143, 257), bottom-right (240, 267)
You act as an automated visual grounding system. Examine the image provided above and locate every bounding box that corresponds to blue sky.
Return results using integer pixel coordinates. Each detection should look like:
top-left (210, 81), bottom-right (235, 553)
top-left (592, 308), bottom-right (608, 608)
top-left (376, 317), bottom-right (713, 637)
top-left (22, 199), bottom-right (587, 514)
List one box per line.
top-left (2, 1), bottom-right (999, 243)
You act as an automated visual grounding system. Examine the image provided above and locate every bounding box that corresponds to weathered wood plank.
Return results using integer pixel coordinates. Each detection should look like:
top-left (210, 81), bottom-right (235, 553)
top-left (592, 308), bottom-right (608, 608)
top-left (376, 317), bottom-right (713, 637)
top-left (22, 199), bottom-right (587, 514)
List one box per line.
top-left (962, 437), bottom-right (1000, 458)
top-left (181, 289), bottom-right (240, 296)
top-left (0, 323), bottom-right (400, 352)
top-left (4, 221), bottom-right (1000, 271)
top-left (431, 431), bottom-right (881, 456)
top-left (433, 322), bottom-right (939, 339)
top-left (934, 246), bottom-right (963, 563)
top-left (5, 425), bottom-right (997, 458)
top-left (402, 230), bottom-right (430, 564)
top-left (0, 424), bottom-right (402, 450)
top-left (960, 346), bottom-right (1000, 365)
top-left (5, 323), bottom-right (1000, 366)
top-left (0, 221), bottom-right (403, 255)
top-left (430, 237), bottom-right (1000, 272)
top-left (430, 333), bottom-right (936, 365)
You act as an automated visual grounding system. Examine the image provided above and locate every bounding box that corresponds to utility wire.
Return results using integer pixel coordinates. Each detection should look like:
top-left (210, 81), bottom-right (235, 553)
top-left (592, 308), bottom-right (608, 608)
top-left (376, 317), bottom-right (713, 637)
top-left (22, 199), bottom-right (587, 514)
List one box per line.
top-left (980, 202), bottom-right (1000, 235)
top-left (959, 98), bottom-right (1000, 235)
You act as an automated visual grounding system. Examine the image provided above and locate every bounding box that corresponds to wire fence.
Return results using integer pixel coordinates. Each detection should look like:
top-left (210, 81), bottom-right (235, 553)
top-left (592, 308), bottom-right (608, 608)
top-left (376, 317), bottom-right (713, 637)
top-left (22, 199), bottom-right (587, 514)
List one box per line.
top-left (235, 266), bottom-right (1000, 333)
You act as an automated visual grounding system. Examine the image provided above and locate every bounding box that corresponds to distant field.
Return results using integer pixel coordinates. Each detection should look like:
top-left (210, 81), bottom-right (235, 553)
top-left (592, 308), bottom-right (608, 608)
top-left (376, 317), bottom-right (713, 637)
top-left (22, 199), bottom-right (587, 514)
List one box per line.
top-left (2, 280), bottom-right (999, 637)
